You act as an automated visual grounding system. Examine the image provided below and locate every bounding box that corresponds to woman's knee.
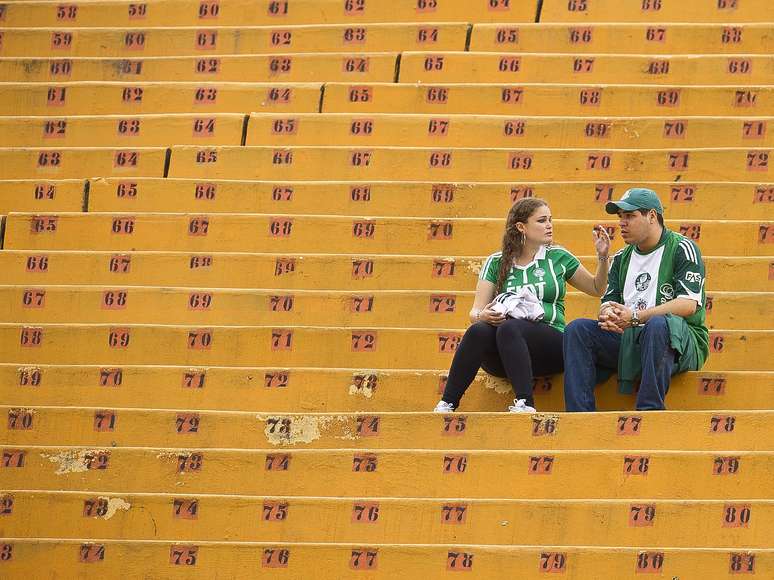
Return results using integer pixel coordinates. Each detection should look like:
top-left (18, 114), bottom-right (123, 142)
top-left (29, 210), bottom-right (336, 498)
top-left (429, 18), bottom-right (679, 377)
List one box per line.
top-left (495, 318), bottom-right (529, 342)
top-left (460, 322), bottom-right (497, 350)
top-left (464, 321), bottom-right (497, 342)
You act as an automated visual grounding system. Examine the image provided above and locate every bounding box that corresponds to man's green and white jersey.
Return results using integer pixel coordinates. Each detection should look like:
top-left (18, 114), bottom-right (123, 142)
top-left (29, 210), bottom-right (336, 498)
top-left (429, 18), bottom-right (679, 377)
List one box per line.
top-left (602, 229), bottom-right (706, 311)
top-left (602, 228), bottom-right (709, 364)
top-left (480, 245), bottom-right (581, 331)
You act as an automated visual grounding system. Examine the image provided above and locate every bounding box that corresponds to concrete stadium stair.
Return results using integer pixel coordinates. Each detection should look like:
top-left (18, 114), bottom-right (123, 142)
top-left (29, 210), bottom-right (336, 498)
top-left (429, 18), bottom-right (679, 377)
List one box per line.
top-left (1, 287), bottom-right (768, 328)
top-left (0, 251), bottom-right (769, 291)
top-left (2, 446), bottom-right (772, 498)
top-left (1, 407), bottom-right (772, 450)
top-left (4, 213), bottom-right (771, 256)
top-left (0, 364), bottom-right (770, 413)
top-left (3, 23), bottom-right (774, 57)
top-left (0, 540), bottom-right (766, 578)
top-left (0, 492), bottom-right (771, 547)
top-left (0, 323), bottom-right (767, 369)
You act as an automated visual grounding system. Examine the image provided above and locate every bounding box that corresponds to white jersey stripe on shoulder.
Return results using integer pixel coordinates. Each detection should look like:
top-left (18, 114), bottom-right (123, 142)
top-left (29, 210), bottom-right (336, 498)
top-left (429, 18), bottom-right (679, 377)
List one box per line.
top-left (679, 240), bottom-right (697, 263)
top-left (479, 252), bottom-right (500, 281)
top-left (479, 255), bottom-right (493, 280)
top-left (677, 239), bottom-right (691, 260)
top-left (684, 238), bottom-right (698, 262)
top-left (683, 240), bottom-right (697, 263)
top-left (679, 241), bottom-right (692, 262)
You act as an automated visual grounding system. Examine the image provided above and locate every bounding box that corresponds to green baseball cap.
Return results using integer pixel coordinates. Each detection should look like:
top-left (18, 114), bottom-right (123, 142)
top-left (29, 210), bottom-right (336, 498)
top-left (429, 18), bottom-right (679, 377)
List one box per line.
top-left (605, 187), bottom-right (664, 215)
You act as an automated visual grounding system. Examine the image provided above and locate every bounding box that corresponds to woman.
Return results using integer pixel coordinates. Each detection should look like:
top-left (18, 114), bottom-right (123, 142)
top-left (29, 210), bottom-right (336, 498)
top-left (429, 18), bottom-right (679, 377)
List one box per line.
top-left (433, 197), bottom-right (611, 413)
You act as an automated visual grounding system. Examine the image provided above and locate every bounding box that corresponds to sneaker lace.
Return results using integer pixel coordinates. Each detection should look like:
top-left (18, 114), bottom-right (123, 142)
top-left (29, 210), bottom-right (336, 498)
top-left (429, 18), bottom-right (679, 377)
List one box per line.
top-left (507, 399), bottom-right (524, 411)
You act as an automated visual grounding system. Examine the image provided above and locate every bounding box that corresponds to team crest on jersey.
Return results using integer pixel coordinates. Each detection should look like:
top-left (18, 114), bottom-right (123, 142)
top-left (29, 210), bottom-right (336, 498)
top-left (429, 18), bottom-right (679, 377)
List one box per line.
top-left (660, 283), bottom-right (674, 300)
top-left (635, 272), bottom-right (652, 292)
top-left (534, 267), bottom-right (545, 279)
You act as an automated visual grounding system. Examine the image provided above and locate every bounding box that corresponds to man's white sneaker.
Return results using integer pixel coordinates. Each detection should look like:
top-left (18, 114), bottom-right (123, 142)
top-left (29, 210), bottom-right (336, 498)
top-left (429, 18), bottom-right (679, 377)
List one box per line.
top-left (507, 399), bottom-right (536, 413)
top-left (433, 400), bottom-right (455, 413)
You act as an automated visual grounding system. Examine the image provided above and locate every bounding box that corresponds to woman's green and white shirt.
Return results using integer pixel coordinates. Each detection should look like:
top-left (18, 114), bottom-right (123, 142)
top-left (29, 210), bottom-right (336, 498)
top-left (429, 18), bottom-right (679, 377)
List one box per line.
top-left (479, 245), bottom-right (581, 331)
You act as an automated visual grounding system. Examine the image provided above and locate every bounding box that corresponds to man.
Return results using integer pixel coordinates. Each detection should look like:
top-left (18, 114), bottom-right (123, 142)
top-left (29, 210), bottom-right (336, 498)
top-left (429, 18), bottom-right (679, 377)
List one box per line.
top-left (563, 187), bottom-right (709, 411)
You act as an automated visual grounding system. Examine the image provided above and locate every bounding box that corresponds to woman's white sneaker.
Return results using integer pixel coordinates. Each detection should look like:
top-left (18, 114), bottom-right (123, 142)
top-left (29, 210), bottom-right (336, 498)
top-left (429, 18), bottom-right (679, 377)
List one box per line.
top-left (433, 400), bottom-right (455, 413)
top-left (507, 399), bottom-right (536, 413)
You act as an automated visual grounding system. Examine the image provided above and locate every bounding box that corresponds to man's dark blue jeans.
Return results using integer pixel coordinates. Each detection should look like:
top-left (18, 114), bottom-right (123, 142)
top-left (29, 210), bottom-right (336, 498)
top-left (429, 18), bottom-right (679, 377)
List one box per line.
top-left (562, 315), bottom-right (676, 411)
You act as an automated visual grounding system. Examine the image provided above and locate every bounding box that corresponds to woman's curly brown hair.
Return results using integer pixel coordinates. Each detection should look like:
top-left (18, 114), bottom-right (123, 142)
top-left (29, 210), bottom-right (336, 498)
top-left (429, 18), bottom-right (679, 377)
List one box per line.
top-left (495, 197), bottom-right (549, 291)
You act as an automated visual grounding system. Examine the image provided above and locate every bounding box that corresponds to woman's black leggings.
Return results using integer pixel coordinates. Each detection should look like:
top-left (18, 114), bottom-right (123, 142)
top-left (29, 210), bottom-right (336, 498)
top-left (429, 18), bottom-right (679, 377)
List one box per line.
top-left (441, 319), bottom-right (565, 408)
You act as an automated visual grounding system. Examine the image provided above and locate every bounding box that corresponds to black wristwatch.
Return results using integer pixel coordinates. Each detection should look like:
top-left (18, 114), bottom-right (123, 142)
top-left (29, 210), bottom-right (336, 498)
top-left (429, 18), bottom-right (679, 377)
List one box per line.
top-left (630, 310), bottom-right (641, 327)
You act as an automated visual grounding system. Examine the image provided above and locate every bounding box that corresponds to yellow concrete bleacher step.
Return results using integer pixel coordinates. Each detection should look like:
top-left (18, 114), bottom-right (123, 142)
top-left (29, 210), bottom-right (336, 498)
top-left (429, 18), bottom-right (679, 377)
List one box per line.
top-left (3, 82), bottom-right (769, 117)
top-left (0, 82), bottom-right (323, 115)
top-left (244, 113), bottom-right (774, 149)
top-left (0, 24), bottom-right (470, 57)
top-left (165, 146), bottom-right (772, 181)
top-left (0, 148), bottom-right (167, 179)
top-left (0, 364), bottom-right (769, 413)
top-left (0, 53), bottom-right (399, 82)
top-left (1, 446), bottom-right (771, 498)
top-left (0, 287), bottom-right (767, 330)
top-left (399, 52), bottom-right (774, 86)
top-left (0, 115), bottom-right (246, 147)
top-left (322, 83), bottom-right (774, 116)
top-left (0, 0), bottom-right (536, 28)
top-left (0, 251), bottom-right (768, 292)
top-left (2, 407), bottom-right (772, 451)
top-left (2, 492), bottom-right (771, 548)
top-left (469, 23), bottom-right (774, 54)
top-left (4, 213), bottom-right (771, 256)
top-left (6, 53), bottom-right (772, 86)
top-left (541, 0), bottom-right (774, 23)
top-left (0, 324), bottom-right (766, 370)
top-left (85, 179), bottom-right (774, 220)
top-left (0, 179), bottom-right (84, 214)
top-left (2, 540), bottom-right (767, 579)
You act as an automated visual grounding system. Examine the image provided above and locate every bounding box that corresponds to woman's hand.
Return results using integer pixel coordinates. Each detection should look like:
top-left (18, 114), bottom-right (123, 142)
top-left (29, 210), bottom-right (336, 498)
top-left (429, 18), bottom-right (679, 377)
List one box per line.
top-left (477, 301), bottom-right (506, 326)
top-left (593, 225), bottom-right (611, 258)
top-left (468, 279), bottom-right (498, 324)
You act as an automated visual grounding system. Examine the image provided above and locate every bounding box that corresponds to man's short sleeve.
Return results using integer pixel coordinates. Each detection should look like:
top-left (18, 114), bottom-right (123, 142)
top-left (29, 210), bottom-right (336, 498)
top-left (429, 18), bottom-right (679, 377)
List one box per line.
top-left (479, 253), bottom-right (501, 283)
top-left (674, 237), bottom-right (706, 305)
top-left (550, 246), bottom-right (581, 280)
top-left (601, 251), bottom-right (624, 304)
